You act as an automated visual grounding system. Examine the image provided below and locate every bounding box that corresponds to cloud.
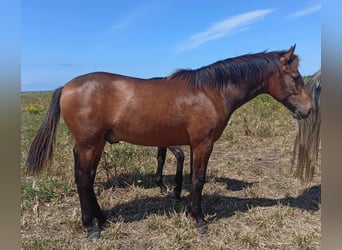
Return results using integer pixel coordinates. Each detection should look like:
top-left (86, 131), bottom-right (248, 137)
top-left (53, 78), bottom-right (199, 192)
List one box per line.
top-left (111, 2), bottom-right (160, 31)
top-left (175, 9), bottom-right (274, 54)
top-left (288, 3), bottom-right (321, 19)
top-left (111, 12), bottom-right (143, 31)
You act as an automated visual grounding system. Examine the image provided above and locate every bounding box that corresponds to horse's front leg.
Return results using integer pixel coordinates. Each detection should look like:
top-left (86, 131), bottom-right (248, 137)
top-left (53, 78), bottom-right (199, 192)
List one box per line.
top-left (189, 142), bottom-right (213, 233)
top-left (73, 143), bottom-right (106, 242)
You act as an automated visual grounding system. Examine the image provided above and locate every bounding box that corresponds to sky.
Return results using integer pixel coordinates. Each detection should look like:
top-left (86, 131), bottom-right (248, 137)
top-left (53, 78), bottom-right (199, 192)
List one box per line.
top-left (21, 1), bottom-right (321, 91)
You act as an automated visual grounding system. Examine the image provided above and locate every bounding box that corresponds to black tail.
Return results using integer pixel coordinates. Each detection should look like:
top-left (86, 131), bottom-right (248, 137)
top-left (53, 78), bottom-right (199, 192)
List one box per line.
top-left (26, 87), bottom-right (63, 174)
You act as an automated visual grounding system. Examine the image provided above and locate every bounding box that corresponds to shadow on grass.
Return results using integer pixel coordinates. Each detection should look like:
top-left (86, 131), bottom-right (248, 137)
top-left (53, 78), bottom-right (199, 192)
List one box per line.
top-left (102, 172), bottom-right (254, 192)
top-left (103, 177), bottom-right (320, 224)
top-left (214, 177), bottom-right (255, 191)
top-left (203, 184), bottom-right (321, 221)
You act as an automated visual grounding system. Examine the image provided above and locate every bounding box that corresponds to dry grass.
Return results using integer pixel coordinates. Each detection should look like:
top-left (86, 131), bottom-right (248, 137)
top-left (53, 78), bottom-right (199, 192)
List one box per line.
top-left (21, 91), bottom-right (321, 249)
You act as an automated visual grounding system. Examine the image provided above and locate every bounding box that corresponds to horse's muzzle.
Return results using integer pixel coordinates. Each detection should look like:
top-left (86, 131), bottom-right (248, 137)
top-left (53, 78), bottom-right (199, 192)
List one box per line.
top-left (293, 108), bottom-right (312, 120)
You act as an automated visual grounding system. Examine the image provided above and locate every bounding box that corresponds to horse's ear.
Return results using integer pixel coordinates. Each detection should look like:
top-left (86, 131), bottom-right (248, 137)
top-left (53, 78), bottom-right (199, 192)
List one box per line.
top-left (281, 44), bottom-right (296, 64)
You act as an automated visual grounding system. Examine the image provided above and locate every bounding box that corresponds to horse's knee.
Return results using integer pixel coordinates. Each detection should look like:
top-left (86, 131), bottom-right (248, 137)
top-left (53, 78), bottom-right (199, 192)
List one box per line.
top-left (192, 177), bottom-right (205, 192)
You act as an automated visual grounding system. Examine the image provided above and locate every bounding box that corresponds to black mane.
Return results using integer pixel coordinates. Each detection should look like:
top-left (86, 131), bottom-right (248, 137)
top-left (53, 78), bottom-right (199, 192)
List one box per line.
top-left (169, 50), bottom-right (296, 88)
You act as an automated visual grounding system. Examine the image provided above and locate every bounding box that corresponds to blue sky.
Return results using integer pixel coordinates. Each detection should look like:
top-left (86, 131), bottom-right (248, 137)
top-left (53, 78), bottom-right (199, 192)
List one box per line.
top-left (21, 1), bottom-right (321, 91)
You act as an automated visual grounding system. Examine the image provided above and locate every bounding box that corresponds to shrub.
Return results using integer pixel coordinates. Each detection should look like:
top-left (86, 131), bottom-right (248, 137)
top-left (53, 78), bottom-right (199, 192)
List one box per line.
top-left (25, 103), bottom-right (45, 114)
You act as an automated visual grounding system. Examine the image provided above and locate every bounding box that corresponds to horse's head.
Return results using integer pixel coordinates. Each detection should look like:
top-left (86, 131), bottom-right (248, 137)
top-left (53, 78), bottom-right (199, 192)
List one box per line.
top-left (268, 45), bottom-right (312, 120)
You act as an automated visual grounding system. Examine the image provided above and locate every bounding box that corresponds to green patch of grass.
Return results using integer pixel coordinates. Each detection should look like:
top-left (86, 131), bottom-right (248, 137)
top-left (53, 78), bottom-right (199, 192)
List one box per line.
top-left (243, 185), bottom-right (260, 198)
top-left (170, 212), bottom-right (191, 229)
top-left (268, 181), bottom-right (285, 189)
top-left (273, 211), bottom-right (284, 225)
top-left (172, 216), bottom-right (183, 228)
top-left (65, 217), bottom-right (83, 236)
top-left (240, 234), bottom-right (259, 248)
top-left (22, 177), bottom-right (73, 203)
top-left (294, 232), bottom-right (316, 249)
top-left (101, 143), bottom-right (155, 174)
top-left (256, 126), bottom-right (272, 137)
top-left (99, 143), bottom-right (158, 188)
top-left (252, 167), bottom-right (265, 176)
top-left (230, 94), bottom-right (290, 138)
top-left (146, 214), bottom-right (166, 231)
top-left (23, 237), bottom-right (65, 250)
top-left (233, 230), bottom-right (241, 239)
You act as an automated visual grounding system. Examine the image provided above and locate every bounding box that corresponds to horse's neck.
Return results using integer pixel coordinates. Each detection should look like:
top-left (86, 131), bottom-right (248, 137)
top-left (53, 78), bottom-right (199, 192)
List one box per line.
top-left (224, 79), bottom-right (267, 113)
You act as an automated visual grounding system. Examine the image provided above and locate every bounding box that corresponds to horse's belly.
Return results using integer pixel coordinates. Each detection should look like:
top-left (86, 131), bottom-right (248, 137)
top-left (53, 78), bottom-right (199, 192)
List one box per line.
top-left (111, 125), bottom-right (190, 146)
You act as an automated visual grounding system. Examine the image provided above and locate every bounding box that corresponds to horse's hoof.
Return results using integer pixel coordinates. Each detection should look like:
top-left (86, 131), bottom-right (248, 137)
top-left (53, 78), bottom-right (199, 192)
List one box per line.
top-left (87, 218), bottom-right (101, 243)
top-left (87, 230), bottom-right (100, 243)
top-left (196, 220), bottom-right (208, 234)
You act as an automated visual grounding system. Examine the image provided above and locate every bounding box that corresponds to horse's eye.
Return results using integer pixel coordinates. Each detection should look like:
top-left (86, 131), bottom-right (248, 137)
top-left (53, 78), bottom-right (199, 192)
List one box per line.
top-left (292, 75), bottom-right (300, 81)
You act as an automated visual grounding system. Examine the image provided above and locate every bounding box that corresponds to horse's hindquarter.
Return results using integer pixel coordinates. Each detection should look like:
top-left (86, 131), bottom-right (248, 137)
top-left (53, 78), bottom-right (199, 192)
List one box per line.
top-left (60, 72), bottom-right (225, 147)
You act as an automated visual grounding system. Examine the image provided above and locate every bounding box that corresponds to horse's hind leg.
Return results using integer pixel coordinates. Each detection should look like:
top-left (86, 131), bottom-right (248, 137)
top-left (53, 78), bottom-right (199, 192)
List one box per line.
top-left (168, 146), bottom-right (184, 199)
top-left (156, 147), bottom-right (167, 194)
top-left (73, 140), bottom-right (106, 242)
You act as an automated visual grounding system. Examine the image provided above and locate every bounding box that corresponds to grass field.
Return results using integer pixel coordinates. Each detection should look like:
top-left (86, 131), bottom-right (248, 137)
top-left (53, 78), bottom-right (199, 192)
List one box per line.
top-left (21, 90), bottom-right (321, 249)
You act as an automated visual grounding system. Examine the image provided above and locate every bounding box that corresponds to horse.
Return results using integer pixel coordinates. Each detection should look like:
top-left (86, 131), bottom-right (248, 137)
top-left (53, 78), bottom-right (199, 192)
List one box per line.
top-left (292, 69), bottom-right (321, 182)
top-left (26, 45), bottom-right (312, 242)
top-left (155, 146), bottom-right (184, 199)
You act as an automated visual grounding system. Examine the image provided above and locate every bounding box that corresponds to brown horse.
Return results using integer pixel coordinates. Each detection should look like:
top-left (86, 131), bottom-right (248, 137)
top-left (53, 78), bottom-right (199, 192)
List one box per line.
top-left (156, 146), bottom-right (184, 198)
top-left (26, 45), bottom-right (312, 242)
